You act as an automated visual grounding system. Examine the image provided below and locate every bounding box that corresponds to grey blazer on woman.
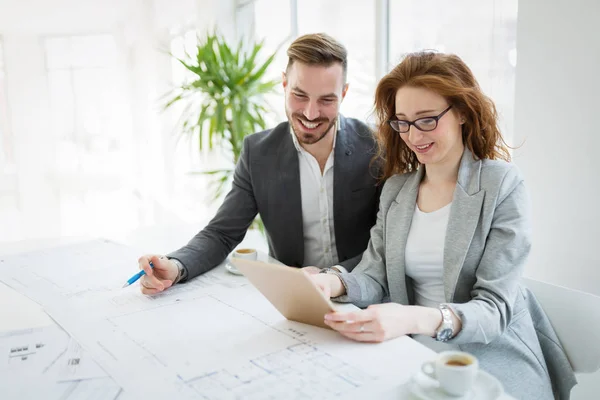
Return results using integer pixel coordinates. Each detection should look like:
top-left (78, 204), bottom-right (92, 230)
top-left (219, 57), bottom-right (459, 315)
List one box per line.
top-left (335, 149), bottom-right (576, 399)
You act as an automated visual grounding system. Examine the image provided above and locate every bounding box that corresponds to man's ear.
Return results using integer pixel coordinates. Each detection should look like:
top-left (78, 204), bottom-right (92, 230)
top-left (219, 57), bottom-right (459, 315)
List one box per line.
top-left (341, 83), bottom-right (349, 101)
top-left (282, 72), bottom-right (288, 89)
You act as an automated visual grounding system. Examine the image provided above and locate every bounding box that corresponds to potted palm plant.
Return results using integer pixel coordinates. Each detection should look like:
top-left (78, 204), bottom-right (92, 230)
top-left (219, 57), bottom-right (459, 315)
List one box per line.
top-left (165, 31), bottom-right (278, 232)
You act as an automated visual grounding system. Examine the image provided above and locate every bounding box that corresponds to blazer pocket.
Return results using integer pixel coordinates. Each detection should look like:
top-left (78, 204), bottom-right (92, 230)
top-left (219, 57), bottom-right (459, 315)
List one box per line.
top-left (508, 309), bottom-right (549, 375)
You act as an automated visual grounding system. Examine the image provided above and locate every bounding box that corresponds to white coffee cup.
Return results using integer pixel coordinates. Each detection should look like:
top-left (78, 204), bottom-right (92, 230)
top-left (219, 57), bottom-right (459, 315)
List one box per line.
top-left (232, 248), bottom-right (257, 260)
top-left (421, 351), bottom-right (478, 396)
top-left (229, 248), bottom-right (257, 274)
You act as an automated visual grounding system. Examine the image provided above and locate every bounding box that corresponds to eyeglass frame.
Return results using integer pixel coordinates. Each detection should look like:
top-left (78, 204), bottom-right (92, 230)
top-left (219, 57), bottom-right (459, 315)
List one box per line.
top-left (387, 105), bottom-right (453, 133)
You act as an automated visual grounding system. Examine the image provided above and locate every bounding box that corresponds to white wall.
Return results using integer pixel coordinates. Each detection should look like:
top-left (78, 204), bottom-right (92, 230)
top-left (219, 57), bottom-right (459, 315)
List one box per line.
top-left (513, 0), bottom-right (600, 398)
top-left (514, 0), bottom-right (600, 294)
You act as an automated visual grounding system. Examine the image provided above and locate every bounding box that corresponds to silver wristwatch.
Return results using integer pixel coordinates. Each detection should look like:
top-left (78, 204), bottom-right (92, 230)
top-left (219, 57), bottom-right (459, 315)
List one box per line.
top-left (319, 267), bottom-right (339, 276)
top-left (434, 304), bottom-right (454, 342)
top-left (169, 258), bottom-right (187, 285)
top-left (319, 265), bottom-right (347, 275)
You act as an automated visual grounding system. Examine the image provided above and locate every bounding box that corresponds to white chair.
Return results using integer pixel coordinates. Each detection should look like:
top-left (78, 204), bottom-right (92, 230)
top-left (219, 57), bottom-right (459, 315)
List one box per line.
top-left (523, 277), bottom-right (600, 374)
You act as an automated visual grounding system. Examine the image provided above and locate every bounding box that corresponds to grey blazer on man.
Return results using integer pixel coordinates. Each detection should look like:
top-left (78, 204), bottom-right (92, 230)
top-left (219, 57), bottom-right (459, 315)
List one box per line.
top-left (169, 116), bottom-right (381, 280)
top-left (335, 149), bottom-right (576, 399)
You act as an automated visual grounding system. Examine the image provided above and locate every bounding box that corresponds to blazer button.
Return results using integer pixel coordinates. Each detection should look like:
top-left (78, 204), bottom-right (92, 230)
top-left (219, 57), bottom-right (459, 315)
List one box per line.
top-left (345, 150), bottom-right (352, 155)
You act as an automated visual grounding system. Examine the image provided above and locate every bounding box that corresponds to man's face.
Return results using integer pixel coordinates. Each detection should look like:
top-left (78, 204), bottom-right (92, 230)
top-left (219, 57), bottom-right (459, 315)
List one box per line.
top-left (283, 62), bottom-right (348, 145)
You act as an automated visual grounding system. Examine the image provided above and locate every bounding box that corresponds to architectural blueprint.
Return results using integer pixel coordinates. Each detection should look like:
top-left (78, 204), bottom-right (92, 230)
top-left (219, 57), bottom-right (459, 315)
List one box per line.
top-left (0, 325), bottom-right (122, 400)
top-left (186, 343), bottom-right (374, 400)
top-left (0, 239), bottom-right (435, 399)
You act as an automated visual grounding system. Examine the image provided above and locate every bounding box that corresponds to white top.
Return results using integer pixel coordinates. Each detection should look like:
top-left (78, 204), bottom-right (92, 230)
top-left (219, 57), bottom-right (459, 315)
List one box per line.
top-left (405, 202), bottom-right (458, 352)
top-left (290, 125), bottom-right (339, 268)
top-left (405, 202), bottom-right (452, 308)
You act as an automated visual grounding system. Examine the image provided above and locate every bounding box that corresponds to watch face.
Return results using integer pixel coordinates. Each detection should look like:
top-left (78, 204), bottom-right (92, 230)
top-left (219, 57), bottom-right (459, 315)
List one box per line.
top-left (437, 328), bottom-right (453, 342)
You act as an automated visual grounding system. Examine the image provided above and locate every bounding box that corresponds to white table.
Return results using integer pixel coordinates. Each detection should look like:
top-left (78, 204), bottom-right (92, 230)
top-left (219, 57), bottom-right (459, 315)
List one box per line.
top-left (0, 232), bottom-right (512, 400)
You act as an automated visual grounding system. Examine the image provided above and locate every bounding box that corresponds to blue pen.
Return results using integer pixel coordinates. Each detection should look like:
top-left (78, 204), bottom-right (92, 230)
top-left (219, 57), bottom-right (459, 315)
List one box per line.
top-left (122, 261), bottom-right (154, 288)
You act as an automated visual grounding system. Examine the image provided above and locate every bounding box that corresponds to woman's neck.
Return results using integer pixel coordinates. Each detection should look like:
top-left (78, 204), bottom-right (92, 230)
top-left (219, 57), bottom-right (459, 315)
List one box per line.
top-left (423, 146), bottom-right (464, 186)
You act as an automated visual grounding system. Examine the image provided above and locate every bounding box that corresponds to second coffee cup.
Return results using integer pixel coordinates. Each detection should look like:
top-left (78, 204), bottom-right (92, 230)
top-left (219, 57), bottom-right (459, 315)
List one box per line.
top-left (421, 351), bottom-right (478, 396)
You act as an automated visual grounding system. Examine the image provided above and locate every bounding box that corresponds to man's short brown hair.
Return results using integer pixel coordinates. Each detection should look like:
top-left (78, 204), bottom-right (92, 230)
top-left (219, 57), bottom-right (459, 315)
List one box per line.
top-left (286, 33), bottom-right (348, 81)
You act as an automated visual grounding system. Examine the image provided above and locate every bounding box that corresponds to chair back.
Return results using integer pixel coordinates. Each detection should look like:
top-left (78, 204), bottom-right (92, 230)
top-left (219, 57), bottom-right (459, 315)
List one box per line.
top-left (523, 277), bottom-right (600, 373)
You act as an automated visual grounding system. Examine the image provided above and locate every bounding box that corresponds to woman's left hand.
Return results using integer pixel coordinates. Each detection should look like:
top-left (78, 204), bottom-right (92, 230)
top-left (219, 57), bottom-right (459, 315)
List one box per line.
top-left (324, 303), bottom-right (432, 343)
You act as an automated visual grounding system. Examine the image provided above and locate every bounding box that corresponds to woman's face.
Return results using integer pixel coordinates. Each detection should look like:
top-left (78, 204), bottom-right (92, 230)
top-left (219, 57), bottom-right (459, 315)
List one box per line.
top-left (393, 86), bottom-right (464, 167)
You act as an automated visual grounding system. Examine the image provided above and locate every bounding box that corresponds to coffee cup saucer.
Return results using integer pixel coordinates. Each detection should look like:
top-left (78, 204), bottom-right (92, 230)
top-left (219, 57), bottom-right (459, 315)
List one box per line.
top-left (225, 257), bottom-right (244, 276)
top-left (409, 368), bottom-right (504, 400)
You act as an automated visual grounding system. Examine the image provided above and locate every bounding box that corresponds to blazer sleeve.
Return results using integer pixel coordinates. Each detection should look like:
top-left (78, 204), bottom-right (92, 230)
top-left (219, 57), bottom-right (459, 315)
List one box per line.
top-left (337, 177), bottom-right (385, 273)
top-left (446, 167), bottom-right (532, 345)
top-left (332, 176), bottom-right (402, 308)
top-left (167, 137), bottom-right (259, 281)
top-left (337, 253), bottom-right (363, 272)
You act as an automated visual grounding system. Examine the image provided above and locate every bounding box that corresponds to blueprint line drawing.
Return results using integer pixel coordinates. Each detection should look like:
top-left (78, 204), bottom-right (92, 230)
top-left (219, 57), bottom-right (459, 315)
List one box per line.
top-left (0, 325), bottom-right (122, 400)
top-left (186, 344), bottom-right (374, 400)
top-left (0, 239), bottom-right (250, 321)
top-left (98, 293), bottom-right (378, 399)
top-left (0, 239), bottom-right (435, 399)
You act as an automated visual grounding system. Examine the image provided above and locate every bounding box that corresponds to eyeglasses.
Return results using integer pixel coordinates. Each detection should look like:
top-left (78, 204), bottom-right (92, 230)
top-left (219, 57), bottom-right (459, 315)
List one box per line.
top-left (388, 105), bottom-right (453, 133)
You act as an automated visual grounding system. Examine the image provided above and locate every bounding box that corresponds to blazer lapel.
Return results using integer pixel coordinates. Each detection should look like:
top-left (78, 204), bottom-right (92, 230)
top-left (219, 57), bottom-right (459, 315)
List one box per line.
top-left (275, 128), bottom-right (304, 266)
top-left (443, 149), bottom-right (485, 301)
top-left (333, 116), bottom-right (354, 234)
top-left (386, 167), bottom-right (424, 304)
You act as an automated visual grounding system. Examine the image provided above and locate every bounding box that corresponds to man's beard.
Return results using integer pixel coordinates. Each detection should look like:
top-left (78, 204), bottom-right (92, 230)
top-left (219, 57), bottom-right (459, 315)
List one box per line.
top-left (288, 112), bottom-right (337, 145)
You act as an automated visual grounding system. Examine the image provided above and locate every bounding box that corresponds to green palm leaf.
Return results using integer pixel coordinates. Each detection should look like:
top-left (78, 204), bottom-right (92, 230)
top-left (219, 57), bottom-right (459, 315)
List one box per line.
top-left (163, 31), bottom-right (278, 236)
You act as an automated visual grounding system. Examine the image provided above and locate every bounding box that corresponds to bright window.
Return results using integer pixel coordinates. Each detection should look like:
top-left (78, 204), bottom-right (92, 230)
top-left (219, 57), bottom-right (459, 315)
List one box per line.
top-left (296, 0), bottom-right (377, 122)
top-left (389, 0), bottom-right (518, 141)
top-left (44, 34), bottom-right (137, 238)
top-left (254, 0), bottom-right (377, 124)
top-left (0, 35), bottom-right (19, 242)
top-left (253, 0), bottom-right (295, 126)
top-left (0, 36), bottom-right (12, 170)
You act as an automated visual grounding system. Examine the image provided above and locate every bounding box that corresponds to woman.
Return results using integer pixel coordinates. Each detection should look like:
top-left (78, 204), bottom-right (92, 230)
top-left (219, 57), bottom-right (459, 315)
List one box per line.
top-left (311, 52), bottom-right (576, 399)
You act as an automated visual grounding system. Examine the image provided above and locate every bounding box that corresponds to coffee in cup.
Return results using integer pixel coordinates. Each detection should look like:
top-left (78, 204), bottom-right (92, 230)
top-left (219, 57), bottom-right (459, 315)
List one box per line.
top-left (234, 249), bottom-right (256, 255)
top-left (421, 351), bottom-right (478, 396)
top-left (232, 248), bottom-right (257, 259)
top-left (228, 248), bottom-right (257, 274)
top-left (445, 359), bottom-right (472, 367)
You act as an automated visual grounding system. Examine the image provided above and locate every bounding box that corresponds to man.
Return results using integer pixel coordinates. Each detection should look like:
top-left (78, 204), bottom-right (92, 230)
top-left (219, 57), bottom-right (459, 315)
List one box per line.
top-left (138, 33), bottom-right (381, 295)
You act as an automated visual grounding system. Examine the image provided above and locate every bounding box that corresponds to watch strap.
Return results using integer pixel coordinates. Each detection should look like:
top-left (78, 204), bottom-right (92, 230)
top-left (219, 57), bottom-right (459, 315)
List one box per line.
top-left (435, 304), bottom-right (454, 342)
top-left (169, 258), bottom-right (187, 284)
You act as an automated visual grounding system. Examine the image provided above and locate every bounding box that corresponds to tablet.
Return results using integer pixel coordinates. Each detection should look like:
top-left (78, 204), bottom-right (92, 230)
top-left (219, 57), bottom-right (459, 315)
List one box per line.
top-left (230, 259), bottom-right (338, 329)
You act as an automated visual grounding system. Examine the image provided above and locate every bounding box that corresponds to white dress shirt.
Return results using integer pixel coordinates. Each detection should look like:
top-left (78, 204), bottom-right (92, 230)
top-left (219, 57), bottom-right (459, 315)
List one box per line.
top-left (290, 125), bottom-right (339, 268)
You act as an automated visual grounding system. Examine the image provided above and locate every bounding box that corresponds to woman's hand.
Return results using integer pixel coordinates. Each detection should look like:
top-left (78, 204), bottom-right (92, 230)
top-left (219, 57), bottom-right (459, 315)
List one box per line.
top-left (324, 303), bottom-right (442, 343)
top-left (301, 266), bottom-right (322, 275)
